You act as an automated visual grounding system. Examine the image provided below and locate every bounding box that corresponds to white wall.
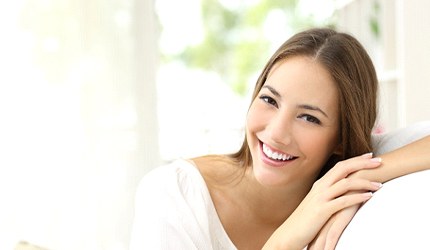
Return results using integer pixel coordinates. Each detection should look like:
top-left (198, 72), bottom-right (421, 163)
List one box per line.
top-left (0, 0), bottom-right (160, 249)
top-left (397, 0), bottom-right (430, 126)
top-left (336, 0), bottom-right (430, 131)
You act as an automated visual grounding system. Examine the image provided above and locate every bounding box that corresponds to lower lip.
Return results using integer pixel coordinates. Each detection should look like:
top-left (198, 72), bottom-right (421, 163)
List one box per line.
top-left (259, 142), bottom-right (297, 168)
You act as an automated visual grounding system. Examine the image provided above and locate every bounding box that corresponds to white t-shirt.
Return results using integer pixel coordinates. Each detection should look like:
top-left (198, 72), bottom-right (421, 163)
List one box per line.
top-left (131, 121), bottom-right (430, 249)
top-left (129, 159), bottom-right (236, 250)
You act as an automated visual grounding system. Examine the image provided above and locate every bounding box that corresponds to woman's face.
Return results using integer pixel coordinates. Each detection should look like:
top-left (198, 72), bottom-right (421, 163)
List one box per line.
top-left (246, 56), bottom-right (340, 187)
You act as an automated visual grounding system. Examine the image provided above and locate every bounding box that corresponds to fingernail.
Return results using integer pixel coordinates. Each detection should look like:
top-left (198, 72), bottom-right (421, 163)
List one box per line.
top-left (361, 152), bottom-right (373, 158)
top-left (371, 182), bottom-right (383, 188)
top-left (370, 157), bottom-right (382, 163)
top-left (363, 192), bottom-right (373, 198)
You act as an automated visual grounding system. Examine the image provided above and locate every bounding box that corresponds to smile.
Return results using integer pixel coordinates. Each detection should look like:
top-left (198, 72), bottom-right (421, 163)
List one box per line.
top-left (262, 143), bottom-right (297, 161)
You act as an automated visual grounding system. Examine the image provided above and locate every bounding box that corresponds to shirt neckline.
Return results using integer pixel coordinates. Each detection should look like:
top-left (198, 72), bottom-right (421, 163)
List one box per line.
top-left (178, 158), bottom-right (237, 249)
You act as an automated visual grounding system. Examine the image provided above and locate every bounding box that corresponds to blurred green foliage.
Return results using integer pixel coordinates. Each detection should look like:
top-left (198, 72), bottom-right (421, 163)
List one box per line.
top-left (369, 0), bottom-right (381, 39)
top-left (162, 0), bottom-right (335, 96)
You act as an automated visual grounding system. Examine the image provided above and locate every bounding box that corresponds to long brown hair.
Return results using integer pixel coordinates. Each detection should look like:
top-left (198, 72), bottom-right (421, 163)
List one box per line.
top-left (230, 28), bottom-right (378, 177)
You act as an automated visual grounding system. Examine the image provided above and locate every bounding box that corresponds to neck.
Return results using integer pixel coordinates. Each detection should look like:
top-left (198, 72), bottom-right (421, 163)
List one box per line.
top-left (232, 166), bottom-right (313, 226)
top-left (194, 154), bottom-right (315, 227)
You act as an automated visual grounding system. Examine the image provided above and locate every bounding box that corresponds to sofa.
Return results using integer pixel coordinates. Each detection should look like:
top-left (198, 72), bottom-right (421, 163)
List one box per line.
top-left (336, 121), bottom-right (430, 249)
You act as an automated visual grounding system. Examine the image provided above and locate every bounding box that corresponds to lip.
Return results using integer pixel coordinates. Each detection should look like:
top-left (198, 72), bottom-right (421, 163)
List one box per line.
top-left (259, 141), bottom-right (298, 168)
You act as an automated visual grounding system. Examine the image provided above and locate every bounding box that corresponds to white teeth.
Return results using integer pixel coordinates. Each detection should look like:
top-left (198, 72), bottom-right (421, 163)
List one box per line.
top-left (262, 144), bottom-right (294, 161)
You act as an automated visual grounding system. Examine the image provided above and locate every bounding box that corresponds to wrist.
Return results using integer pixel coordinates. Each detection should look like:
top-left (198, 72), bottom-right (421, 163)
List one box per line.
top-left (265, 232), bottom-right (306, 250)
top-left (263, 227), bottom-right (303, 250)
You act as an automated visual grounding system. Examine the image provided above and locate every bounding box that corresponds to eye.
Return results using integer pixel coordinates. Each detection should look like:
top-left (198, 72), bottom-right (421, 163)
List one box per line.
top-left (259, 95), bottom-right (278, 108)
top-left (298, 114), bottom-right (321, 125)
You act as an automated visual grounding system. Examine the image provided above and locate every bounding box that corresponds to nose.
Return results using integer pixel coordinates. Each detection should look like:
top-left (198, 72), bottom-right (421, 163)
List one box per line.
top-left (266, 112), bottom-right (293, 145)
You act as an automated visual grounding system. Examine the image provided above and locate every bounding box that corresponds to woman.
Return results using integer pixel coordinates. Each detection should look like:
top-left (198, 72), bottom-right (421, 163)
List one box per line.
top-left (130, 28), bottom-right (430, 249)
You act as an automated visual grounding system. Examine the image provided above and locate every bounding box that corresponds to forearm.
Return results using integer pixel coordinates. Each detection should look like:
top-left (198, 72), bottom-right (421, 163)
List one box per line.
top-left (263, 214), bottom-right (309, 250)
top-left (354, 135), bottom-right (430, 183)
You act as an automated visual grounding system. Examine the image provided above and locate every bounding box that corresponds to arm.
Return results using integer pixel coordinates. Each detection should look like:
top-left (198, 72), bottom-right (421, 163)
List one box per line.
top-left (376, 134), bottom-right (430, 178)
top-left (263, 154), bottom-right (382, 250)
top-left (309, 122), bottom-right (430, 249)
top-left (364, 120), bottom-right (430, 182)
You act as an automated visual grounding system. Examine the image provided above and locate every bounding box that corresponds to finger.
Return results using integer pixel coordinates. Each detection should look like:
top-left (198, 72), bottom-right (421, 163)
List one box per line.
top-left (326, 191), bottom-right (372, 215)
top-left (327, 155), bottom-right (382, 180)
top-left (308, 217), bottom-right (334, 250)
top-left (308, 233), bottom-right (325, 250)
top-left (324, 206), bottom-right (358, 250)
top-left (322, 154), bottom-right (382, 185)
top-left (324, 221), bottom-right (345, 250)
top-left (327, 178), bottom-right (382, 200)
top-left (319, 223), bottom-right (348, 250)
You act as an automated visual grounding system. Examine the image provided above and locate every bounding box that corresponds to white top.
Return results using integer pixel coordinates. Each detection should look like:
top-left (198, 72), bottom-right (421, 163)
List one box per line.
top-left (130, 121), bottom-right (430, 249)
top-left (129, 159), bottom-right (237, 250)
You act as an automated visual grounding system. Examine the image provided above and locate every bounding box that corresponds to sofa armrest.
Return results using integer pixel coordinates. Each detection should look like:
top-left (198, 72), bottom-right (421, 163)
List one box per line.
top-left (336, 169), bottom-right (430, 249)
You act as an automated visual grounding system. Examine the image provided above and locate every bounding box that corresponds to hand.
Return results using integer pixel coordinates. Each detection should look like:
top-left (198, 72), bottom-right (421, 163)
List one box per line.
top-left (308, 170), bottom-right (383, 250)
top-left (264, 153), bottom-right (382, 250)
top-left (308, 203), bottom-right (360, 250)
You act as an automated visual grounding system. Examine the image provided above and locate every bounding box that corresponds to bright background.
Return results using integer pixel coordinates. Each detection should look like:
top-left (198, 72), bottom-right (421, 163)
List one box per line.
top-left (0, 0), bottom-right (429, 249)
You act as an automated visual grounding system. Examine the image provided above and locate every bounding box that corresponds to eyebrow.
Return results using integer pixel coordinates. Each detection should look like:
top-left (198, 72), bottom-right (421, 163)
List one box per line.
top-left (262, 85), bottom-right (281, 98)
top-left (262, 85), bottom-right (329, 118)
top-left (297, 104), bottom-right (328, 118)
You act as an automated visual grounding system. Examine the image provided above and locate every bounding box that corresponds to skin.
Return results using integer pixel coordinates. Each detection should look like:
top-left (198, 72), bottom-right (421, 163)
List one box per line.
top-left (246, 56), bottom-right (340, 189)
top-left (193, 56), bottom-right (383, 249)
top-left (309, 134), bottom-right (430, 249)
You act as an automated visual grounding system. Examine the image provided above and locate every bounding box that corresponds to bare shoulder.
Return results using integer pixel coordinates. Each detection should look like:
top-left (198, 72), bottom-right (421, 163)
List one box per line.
top-left (191, 154), bottom-right (244, 188)
top-left (191, 155), bottom-right (273, 249)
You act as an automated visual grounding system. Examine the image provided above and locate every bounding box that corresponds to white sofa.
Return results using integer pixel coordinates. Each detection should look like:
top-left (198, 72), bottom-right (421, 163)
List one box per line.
top-left (336, 121), bottom-right (430, 249)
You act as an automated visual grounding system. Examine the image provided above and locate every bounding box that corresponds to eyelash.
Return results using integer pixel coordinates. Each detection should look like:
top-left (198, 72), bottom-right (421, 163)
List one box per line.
top-left (259, 95), bottom-right (278, 108)
top-left (298, 114), bottom-right (321, 125)
top-left (259, 95), bottom-right (321, 125)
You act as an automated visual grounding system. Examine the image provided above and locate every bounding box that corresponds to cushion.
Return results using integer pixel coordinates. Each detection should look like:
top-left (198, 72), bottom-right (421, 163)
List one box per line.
top-left (336, 121), bottom-right (430, 249)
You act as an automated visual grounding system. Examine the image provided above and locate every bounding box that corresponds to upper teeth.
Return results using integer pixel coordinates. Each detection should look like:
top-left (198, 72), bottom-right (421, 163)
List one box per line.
top-left (263, 144), bottom-right (294, 161)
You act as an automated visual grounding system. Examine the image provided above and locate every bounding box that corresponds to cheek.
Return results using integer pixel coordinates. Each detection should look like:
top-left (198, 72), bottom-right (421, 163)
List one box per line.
top-left (299, 129), bottom-right (339, 160)
top-left (246, 102), bottom-right (265, 133)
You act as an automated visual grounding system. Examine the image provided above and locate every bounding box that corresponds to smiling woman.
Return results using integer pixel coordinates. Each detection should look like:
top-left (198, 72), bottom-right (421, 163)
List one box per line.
top-left (130, 28), bottom-right (430, 250)
top-left (245, 56), bottom-right (340, 187)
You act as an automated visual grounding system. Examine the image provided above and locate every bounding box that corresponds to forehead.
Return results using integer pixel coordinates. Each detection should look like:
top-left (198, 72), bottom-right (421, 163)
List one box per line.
top-left (265, 56), bottom-right (339, 114)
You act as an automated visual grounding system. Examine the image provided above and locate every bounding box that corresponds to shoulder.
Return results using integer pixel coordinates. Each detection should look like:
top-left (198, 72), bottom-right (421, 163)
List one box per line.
top-left (135, 159), bottom-right (205, 203)
top-left (131, 159), bottom-right (217, 249)
top-left (192, 154), bottom-right (244, 188)
top-left (131, 157), bottom-right (238, 249)
top-left (139, 159), bottom-right (198, 185)
top-left (132, 159), bottom-right (212, 235)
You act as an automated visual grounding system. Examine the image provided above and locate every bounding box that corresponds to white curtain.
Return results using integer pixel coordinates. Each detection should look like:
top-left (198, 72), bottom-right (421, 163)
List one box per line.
top-left (0, 0), bottom-right (159, 249)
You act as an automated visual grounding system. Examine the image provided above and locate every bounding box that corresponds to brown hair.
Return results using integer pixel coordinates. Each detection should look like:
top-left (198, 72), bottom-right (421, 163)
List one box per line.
top-left (230, 28), bottom-right (378, 177)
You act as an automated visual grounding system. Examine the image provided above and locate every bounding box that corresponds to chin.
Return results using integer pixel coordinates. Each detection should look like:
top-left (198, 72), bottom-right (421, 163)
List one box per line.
top-left (251, 162), bottom-right (291, 187)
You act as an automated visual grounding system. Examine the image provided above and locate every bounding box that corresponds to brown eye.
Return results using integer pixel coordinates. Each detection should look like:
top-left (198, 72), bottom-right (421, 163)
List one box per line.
top-left (298, 114), bottom-right (321, 125)
top-left (259, 95), bottom-right (278, 108)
